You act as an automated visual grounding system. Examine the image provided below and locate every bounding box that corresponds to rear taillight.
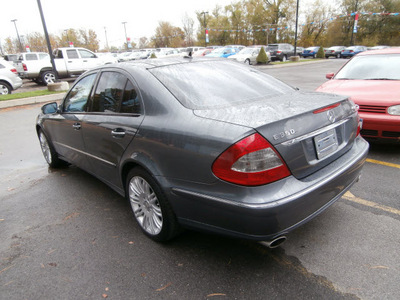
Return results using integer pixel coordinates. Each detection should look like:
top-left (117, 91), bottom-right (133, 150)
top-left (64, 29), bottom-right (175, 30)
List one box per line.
top-left (23, 63), bottom-right (27, 71)
top-left (277, 51), bottom-right (282, 54)
top-left (212, 133), bottom-right (291, 186)
top-left (10, 68), bottom-right (17, 74)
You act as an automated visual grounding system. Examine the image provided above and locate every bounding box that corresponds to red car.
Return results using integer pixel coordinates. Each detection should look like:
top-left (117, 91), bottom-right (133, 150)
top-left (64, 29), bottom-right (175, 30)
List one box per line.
top-left (316, 48), bottom-right (400, 143)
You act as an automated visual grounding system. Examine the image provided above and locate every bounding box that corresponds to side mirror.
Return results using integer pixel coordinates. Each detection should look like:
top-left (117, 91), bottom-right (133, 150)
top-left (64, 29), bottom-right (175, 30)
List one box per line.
top-left (41, 102), bottom-right (58, 114)
top-left (326, 73), bottom-right (335, 80)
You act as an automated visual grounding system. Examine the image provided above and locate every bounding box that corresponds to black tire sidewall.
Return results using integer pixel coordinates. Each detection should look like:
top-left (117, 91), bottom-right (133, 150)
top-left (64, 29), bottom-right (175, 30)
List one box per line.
top-left (0, 82), bottom-right (12, 94)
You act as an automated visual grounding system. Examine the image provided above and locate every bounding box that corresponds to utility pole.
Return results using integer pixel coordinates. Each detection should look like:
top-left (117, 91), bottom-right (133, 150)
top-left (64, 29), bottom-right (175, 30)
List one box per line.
top-left (122, 22), bottom-right (128, 50)
top-left (11, 19), bottom-right (23, 52)
top-left (200, 11), bottom-right (209, 47)
top-left (104, 27), bottom-right (109, 51)
top-left (294, 0), bottom-right (300, 57)
top-left (350, 0), bottom-right (359, 46)
top-left (36, 0), bottom-right (59, 81)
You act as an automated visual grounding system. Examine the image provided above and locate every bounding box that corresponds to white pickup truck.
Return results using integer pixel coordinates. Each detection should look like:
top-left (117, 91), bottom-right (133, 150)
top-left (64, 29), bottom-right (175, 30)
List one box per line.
top-left (14, 47), bottom-right (104, 85)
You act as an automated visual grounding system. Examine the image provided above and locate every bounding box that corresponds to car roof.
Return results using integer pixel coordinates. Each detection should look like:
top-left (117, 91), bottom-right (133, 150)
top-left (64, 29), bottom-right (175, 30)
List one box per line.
top-left (357, 47), bottom-right (400, 56)
top-left (118, 57), bottom-right (227, 70)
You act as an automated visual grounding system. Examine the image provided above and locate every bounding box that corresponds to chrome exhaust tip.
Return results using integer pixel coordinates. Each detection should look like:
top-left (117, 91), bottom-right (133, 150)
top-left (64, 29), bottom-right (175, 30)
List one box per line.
top-left (260, 235), bottom-right (287, 249)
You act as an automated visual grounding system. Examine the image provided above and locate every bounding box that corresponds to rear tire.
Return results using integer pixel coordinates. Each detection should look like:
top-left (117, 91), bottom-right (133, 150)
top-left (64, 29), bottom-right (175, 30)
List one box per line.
top-left (281, 55), bottom-right (287, 62)
top-left (41, 70), bottom-right (56, 85)
top-left (126, 167), bottom-right (180, 242)
top-left (0, 82), bottom-right (12, 95)
top-left (245, 59), bottom-right (251, 65)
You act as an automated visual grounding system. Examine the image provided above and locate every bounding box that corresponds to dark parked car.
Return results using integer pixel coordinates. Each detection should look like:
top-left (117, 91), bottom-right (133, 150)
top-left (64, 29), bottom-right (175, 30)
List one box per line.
top-left (36, 58), bottom-right (368, 246)
top-left (267, 43), bottom-right (295, 61)
top-left (324, 46), bottom-right (346, 58)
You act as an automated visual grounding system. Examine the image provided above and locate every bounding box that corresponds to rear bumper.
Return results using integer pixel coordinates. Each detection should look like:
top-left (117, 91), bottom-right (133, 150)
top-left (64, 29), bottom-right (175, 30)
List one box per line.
top-left (166, 136), bottom-right (369, 241)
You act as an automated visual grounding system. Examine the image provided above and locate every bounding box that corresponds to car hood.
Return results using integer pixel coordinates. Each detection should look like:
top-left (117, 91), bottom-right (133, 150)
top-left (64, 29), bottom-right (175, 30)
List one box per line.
top-left (194, 91), bottom-right (349, 143)
top-left (316, 79), bottom-right (400, 106)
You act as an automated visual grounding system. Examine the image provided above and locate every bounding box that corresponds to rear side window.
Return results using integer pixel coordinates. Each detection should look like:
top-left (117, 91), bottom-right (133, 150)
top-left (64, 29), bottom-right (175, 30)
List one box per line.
top-left (25, 54), bottom-right (38, 61)
top-left (150, 61), bottom-right (293, 109)
top-left (90, 71), bottom-right (141, 114)
top-left (91, 72), bottom-right (127, 113)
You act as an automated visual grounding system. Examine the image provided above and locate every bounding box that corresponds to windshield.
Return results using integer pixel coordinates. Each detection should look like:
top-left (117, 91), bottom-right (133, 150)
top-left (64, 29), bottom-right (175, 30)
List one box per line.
top-left (150, 60), bottom-right (294, 109)
top-left (335, 54), bottom-right (400, 80)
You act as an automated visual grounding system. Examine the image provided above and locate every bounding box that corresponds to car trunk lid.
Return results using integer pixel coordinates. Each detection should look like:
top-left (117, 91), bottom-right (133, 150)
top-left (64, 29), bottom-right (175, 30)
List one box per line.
top-left (194, 91), bottom-right (359, 179)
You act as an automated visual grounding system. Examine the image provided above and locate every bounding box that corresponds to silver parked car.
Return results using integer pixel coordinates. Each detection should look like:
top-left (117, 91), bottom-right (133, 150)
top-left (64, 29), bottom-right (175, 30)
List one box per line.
top-left (36, 58), bottom-right (368, 246)
top-left (228, 46), bottom-right (270, 65)
top-left (0, 59), bottom-right (23, 94)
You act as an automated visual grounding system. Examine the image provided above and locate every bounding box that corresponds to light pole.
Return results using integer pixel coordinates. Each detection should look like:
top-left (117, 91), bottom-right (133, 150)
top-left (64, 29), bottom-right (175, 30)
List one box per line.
top-left (293, 0), bottom-right (300, 57)
top-left (350, 0), bottom-right (359, 46)
top-left (104, 27), bottom-right (109, 51)
top-left (36, 0), bottom-right (59, 81)
top-left (11, 19), bottom-right (23, 52)
top-left (122, 22), bottom-right (128, 50)
top-left (200, 11), bottom-right (209, 47)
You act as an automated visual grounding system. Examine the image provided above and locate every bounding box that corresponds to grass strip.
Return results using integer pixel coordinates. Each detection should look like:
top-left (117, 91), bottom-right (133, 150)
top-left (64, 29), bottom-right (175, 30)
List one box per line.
top-left (0, 90), bottom-right (65, 101)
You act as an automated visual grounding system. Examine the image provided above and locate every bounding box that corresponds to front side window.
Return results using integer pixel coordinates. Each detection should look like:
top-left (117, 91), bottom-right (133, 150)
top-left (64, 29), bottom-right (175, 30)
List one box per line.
top-left (79, 49), bottom-right (96, 59)
top-left (63, 73), bottom-right (97, 112)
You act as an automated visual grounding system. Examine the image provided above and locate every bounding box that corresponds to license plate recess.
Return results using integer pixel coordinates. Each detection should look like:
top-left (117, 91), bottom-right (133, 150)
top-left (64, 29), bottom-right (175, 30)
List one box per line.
top-left (314, 128), bottom-right (338, 159)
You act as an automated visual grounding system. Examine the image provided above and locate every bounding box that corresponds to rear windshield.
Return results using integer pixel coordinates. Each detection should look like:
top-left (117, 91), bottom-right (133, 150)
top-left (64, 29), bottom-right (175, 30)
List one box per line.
top-left (149, 60), bottom-right (293, 109)
top-left (335, 54), bottom-right (400, 80)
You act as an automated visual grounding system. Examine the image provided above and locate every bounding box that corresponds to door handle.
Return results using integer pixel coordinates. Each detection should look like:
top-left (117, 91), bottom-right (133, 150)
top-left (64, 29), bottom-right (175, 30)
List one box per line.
top-left (72, 123), bottom-right (81, 130)
top-left (111, 128), bottom-right (126, 138)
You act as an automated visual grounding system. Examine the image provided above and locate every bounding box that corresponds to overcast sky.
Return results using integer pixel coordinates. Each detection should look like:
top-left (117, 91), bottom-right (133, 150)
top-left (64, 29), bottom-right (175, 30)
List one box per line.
top-left (1, 0), bottom-right (235, 50)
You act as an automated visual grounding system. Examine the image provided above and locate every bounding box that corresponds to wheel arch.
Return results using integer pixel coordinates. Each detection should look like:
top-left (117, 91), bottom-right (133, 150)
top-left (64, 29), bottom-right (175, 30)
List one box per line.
top-left (120, 153), bottom-right (163, 195)
top-left (0, 79), bottom-right (12, 90)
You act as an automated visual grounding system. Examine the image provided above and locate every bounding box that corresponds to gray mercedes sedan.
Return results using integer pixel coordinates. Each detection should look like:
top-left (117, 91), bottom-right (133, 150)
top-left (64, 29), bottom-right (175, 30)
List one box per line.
top-left (36, 58), bottom-right (369, 247)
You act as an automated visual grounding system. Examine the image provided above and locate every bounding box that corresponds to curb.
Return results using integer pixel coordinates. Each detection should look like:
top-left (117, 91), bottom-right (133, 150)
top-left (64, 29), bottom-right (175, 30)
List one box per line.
top-left (0, 93), bottom-right (65, 109)
top-left (254, 59), bottom-right (328, 69)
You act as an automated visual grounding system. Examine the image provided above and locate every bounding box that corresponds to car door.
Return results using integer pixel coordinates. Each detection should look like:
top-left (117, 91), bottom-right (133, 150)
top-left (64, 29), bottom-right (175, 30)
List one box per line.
top-left (45, 72), bottom-right (97, 171)
top-left (65, 49), bottom-right (84, 74)
top-left (81, 70), bottom-right (144, 188)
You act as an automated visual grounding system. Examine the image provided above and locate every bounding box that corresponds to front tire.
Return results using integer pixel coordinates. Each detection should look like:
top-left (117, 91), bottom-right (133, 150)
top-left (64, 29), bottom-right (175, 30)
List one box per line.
top-left (244, 59), bottom-right (251, 65)
top-left (38, 129), bottom-right (65, 168)
top-left (126, 168), bottom-right (180, 242)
